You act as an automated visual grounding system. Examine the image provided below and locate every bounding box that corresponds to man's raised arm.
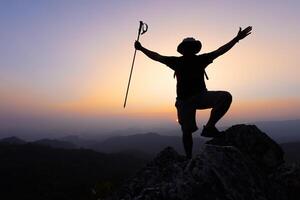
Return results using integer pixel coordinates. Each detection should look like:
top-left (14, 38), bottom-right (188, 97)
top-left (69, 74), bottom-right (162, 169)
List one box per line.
top-left (134, 41), bottom-right (169, 64)
top-left (207, 26), bottom-right (252, 60)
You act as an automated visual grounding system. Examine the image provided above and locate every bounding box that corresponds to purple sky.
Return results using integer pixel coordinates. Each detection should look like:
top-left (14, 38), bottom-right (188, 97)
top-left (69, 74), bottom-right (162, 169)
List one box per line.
top-left (0, 0), bottom-right (299, 135)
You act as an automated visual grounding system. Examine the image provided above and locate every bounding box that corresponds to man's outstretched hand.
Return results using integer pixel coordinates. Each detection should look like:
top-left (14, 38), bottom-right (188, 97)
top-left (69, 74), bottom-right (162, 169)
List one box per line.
top-left (236, 26), bottom-right (252, 41)
top-left (134, 41), bottom-right (143, 50)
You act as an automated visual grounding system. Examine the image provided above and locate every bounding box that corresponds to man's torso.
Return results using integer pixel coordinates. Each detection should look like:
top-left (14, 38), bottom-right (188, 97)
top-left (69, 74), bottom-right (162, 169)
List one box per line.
top-left (164, 54), bottom-right (214, 99)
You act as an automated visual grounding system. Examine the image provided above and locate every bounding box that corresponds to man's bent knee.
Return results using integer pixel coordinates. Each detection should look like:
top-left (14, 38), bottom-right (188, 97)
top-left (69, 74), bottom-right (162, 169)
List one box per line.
top-left (223, 91), bottom-right (232, 104)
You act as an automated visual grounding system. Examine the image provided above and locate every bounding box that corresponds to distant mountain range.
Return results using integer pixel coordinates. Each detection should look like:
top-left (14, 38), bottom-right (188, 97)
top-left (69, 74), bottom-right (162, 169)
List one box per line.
top-left (0, 136), bottom-right (76, 149)
top-left (33, 138), bottom-right (77, 149)
top-left (0, 136), bottom-right (26, 144)
top-left (0, 132), bottom-right (205, 158)
top-left (253, 119), bottom-right (300, 143)
top-left (89, 132), bottom-right (205, 155)
top-left (1, 126), bottom-right (300, 163)
top-left (1, 119), bottom-right (299, 142)
top-left (1, 119), bottom-right (299, 160)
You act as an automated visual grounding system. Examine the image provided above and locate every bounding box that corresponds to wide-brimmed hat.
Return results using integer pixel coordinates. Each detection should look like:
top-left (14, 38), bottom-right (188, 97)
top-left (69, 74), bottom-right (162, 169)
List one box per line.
top-left (177, 37), bottom-right (202, 55)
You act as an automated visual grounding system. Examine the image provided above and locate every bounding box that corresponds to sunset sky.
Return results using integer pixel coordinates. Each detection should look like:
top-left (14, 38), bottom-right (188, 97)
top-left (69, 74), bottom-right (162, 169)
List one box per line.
top-left (0, 0), bottom-right (299, 133)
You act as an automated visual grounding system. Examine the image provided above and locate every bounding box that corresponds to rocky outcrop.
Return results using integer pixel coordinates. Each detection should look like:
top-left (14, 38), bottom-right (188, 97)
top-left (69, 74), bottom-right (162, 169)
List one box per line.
top-left (270, 163), bottom-right (300, 200)
top-left (110, 124), bottom-right (300, 200)
top-left (207, 124), bottom-right (284, 173)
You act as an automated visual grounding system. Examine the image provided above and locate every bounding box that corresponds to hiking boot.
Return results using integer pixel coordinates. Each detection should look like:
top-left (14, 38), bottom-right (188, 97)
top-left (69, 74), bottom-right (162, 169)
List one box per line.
top-left (201, 126), bottom-right (221, 138)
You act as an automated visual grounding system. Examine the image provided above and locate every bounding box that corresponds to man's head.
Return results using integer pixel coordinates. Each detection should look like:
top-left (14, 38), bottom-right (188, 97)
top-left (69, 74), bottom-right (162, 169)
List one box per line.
top-left (177, 37), bottom-right (202, 56)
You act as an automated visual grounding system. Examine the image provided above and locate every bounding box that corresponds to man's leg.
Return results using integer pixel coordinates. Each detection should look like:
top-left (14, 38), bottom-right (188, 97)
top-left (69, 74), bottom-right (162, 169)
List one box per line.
top-left (175, 100), bottom-right (198, 158)
top-left (182, 131), bottom-right (193, 159)
top-left (191, 91), bottom-right (232, 132)
top-left (206, 91), bottom-right (232, 128)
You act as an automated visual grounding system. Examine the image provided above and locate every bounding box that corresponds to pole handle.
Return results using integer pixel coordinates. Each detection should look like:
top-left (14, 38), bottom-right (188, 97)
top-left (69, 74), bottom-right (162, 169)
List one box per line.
top-left (123, 21), bottom-right (148, 108)
top-left (137, 21), bottom-right (148, 40)
top-left (141, 23), bottom-right (148, 35)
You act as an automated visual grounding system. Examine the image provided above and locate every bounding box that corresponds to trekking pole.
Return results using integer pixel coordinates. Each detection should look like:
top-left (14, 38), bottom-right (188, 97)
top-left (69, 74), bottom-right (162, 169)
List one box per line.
top-left (123, 21), bottom-right (148, 108)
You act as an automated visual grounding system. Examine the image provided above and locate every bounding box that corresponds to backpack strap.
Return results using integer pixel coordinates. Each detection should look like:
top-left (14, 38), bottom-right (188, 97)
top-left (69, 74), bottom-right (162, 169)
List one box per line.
top-left (174, 70), bottom-right (209, 80)
top-left (204, 70), bottom-right (209, 80)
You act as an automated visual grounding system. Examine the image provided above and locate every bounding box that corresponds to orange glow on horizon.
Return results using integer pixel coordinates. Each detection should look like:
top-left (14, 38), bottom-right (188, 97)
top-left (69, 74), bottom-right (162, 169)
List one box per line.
top-left (51, 93), bottom-right (300, 122)
top-left (1, 1), bottom-right (299, 127)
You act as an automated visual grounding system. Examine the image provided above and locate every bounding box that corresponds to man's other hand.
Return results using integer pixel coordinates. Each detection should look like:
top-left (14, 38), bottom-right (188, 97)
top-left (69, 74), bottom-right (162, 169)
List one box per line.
top-left (135, 41), bottom-right (142, 50)
top-left (236, 26), bottom-right (252, 41)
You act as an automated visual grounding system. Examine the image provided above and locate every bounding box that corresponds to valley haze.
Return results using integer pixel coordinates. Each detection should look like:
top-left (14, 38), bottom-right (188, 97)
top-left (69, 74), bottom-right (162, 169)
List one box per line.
top-left (1, 119), bottom-right (299, 144)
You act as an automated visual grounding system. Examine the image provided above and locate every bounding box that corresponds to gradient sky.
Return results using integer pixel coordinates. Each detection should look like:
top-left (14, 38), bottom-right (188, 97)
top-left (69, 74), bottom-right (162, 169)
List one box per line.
top-left (0, 0), bottom-right (299, 133)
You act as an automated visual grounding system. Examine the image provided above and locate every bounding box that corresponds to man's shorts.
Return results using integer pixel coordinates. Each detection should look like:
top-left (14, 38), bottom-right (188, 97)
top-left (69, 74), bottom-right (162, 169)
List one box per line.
top-left (175, 91), bottom-right (231, 133)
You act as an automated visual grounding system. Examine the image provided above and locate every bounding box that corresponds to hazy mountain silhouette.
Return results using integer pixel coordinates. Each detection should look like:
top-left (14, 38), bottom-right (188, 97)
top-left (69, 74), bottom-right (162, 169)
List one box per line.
top-left (254, 119), bottom-right (300, 142)
top-left (0, 136), bottom-right (26, 144)
top-left (1, 119), bottom-right (299, 142)
top-left (2, 131), bottom-right (300, 163)
top-left (0, 136), bottom-right (78, 149)
top-left (90, 132), bottom-right (206, 156)
top-left (59, 135), bottom-right (94, 147)
top-left (32, 138), bottom-right (77, 149)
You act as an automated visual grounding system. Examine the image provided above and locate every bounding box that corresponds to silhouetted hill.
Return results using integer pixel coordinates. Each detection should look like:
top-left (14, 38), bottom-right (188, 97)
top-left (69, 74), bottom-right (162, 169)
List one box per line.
top-left (112, 125), bottom-right (300, 200)
top-left (59, 135), bottom-right (101, 147)
top-left (281, 142), bottom-right (300, 163)
top-left (0, 136), bottom-right (26, 144)
top-left (0, 143), bottom-right (148, 200)
top-left (90, 132), bottom-right (205, 156)
top-left (32, 138), bottom-right (77, 149)
top-left (113, 149), bottom-right (153, 160)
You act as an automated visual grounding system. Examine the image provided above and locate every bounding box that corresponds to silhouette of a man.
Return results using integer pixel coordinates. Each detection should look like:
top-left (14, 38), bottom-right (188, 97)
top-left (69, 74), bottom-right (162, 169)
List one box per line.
top-left (135, 26), bottom-right (252, 158)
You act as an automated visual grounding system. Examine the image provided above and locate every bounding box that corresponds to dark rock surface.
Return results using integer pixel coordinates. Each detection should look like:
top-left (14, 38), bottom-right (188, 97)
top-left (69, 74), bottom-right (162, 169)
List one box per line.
top-left (270, 163), bottom-right (300, 200)
top-left (207, 124), bottom-right (284, 173)
top-left (109, 124), bottom-right (300, 200)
